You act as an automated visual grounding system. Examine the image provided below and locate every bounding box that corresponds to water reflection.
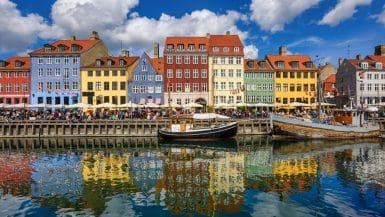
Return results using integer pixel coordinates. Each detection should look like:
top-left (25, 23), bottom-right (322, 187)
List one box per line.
top-left (0, 137), bottom-right (384, 217)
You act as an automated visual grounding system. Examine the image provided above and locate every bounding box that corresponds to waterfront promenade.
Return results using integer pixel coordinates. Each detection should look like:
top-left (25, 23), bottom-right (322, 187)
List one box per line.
top-left (0, 118), bottom-right (271, 138)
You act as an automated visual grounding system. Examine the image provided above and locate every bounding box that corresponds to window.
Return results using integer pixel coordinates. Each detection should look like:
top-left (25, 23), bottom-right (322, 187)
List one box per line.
top-left (213, 57), bottom-right (218, 64)
top-left (360, 83), bottom-right (364, 91)
top-left (184, 56), bottom-right (190, 64)
top-left (64, 57), bottom-right (69, 64)
top-left (112, 70), bottom-right (117, 76)
top-left (229, 69), bottom-right (234, 77)
top-left (148, 86), bottom-right (154, 93)
top-left (104, 82), bottom-right (109, 91)
top-left (132, 86), bottom-right (139, 93)
top-left (120, 70), bottom-right (126, 76)
top-left (64, 68), bottom-right (69, 78)
top-left (55, 58), bottom-right (60, 64)
top-left (167, 56), bottom-right (173, 64)
top-left (367, 73), bottom-right (372, 80)
top-left (155, 75), bottom-right (162, 81)
top-left (214, 69), bottom-right (218, 77)
top-left (176, 55), bottom-right (182, 64)
top-left (47, 56), bottom-right (52, 64)
top-left (167, 69), bottom-right (173, 78)
top-left (166, 44), bottom-right (174, 51)
top-left (47, 82), bottom-right (52, 91)
top-left (303, 72), bottom-right (308, 78)
top-left (234, 47), bottom-right (240, 52)
top-left (229, 82), bottom-right (234, 90)
top-left (96, 82), bottom-right (101, 91)
top-left (47, 68), bottom-right (52, 76)
top-left (221, 82), bottom-right (226, 90)
top-left (22, 83), bottom-right (28, 92)
top-left (176, 83), bottom-right (182, 92)
top-left (87, 82), bottom-right (93, 91)
top-left (23, 72), bottom-right (28, 77)
top-left (112, 82), bottom-right (118, 90)
top-left (107, 60), bottom-right (112, 66)
top-left (119, 60), bottom-right (125, 66)
top-left (277, 61), bottom-right (284, 69)
top-left (201, 56), bottom-right (207, 64)
top-left (184, 69), bottom-right (190, 78)
top-left (155, 86), bottom-right (162, 93)
top-left (296, 72), bottom-right (301, 78)
top-left (104, 96), bottom-right (109, 103)
top-left (213, 47), bottom-right (219, 52)
top-left (120, 82), bottom-right (126, 90)
top-left (221, 69), bottom-right (226, 77)
top-left (6, 84), bottom-right (11, 92)
top-left (177, 99), bottom-right (182, 105)
top-left (304, 84), bottom-right (309, 91)
top-left (188, 44), bottom-right (195, 51)
top-left (310, 72), bottom-right (315, 78)
top-left (306, 62), bottom-right (313, 68)
top-left (361, 62), bottom-right (369, 69)
top-left (290, 84), bottom-right (295, 92)
top-left (176, 69), bottom-right (182, 78)
top-left (38, 58), bottom-right (43, 64)
top-left (283, 72), bottom-right (288, 78)
top-left (290, 72), bottom-right (295, 78)
top-left (38, 68), bottom-right (43, 77)
top-left (199, 44), bottom-right (206, 51)
top-left (88, 71), bottom-right (93, 77)
top-left (14, 84), bottom-right (19, 92)
top-left (193, 56), bottom-right (198, 64)
top-left (376, 62), bottom-right (383, 70)
top-left (177, 44), bottom-right (184, 51)
top-left (291, 61), bottom-right (299, 69)
top-left (201, 69), bottom-right (207, 78)
top-left (236, 57), bottom-right (242, 64)
top-left (140, 86), bottom-right (146, 93)
top-left (148, 75), bottom-right (154, 81)
top-left (168, 84), bottom-right (173, 92)
top-left (214, 82), bottom-right (218, 90)
top-left (104, 70), bottom-right (109, 76)
top-left (367, 84), bottom-right (372, 91)
top-left (223, 47), bottom-right (229, 52)
top-left (259, 61), bottom-right (266, 68)
top-left (202, 83), bottom-right (207, 92)
top-left (193, 83), bottom-right (199, 92)
top-left (193, 69), bottom-right (199, 78)
top-left (296, 84), bottom-right (302, 91)
top-left (236, 69), bottom-right (242, 77)
top-left (55, 82), bottom-right (60, 90)
top-left (375, 84), bottom-right (379, 91)
top-left (96, 59), bottom-right (101, 66)
top-left (221, 57), bottom-right (226, 64)
top-left (310, 84), bottom-right (316, 91)
top-left (185, 83), bottom-right (190, 92)
top-left (55, 68), bottom-right (60, 76)
top-left (276, 84), bottom-right (281, 92)
top-left (374, 73), bottom-right (379, 80)
top-left (283, 83), bottom-right (288, 92)
top-left (64, 81), bottom-right (69, 90)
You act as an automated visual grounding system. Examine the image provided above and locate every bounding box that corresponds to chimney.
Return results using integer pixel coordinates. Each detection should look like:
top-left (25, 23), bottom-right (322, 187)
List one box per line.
top-left (279, 46), bottom-right (287, 56)
top-left (121, 50), bottom-right (129, 57)
top-left (206, 33), bottom-right (210, 38)
top-left (356, 54), bottom-right (361, 60)
top-left (375, 45), bottom-right (385, 56)
top-left (89, 31), bottom-right (100, 40)
top-left (338, 57), bottom-right (343, 67)
top-left (70, 35), bottom-right (76, 40)
top-left (153, 42), bottom-right (159, 58)
top-left (226, 31), bottom-right (230, 35)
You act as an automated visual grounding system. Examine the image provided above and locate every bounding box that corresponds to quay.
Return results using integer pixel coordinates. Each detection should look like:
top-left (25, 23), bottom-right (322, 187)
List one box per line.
top-left (0, 118), bottom-right (271, 138)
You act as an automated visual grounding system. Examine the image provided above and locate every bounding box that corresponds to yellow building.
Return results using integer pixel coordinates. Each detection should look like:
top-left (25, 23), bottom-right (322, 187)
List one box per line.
top-left (208, 33), bottom-right (244, 107)
top-left (266, 46), bottom-right (318, 106)
top-left (81, 52), bottom-right (138, 105)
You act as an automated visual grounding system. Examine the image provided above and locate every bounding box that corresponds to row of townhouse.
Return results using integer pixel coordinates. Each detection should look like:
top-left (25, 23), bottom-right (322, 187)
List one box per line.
top-left (0, 31), bottom-right (321, 108)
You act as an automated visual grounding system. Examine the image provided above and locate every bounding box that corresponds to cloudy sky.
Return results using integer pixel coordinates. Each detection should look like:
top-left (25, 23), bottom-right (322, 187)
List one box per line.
top-left (1, 0), bottom-right (384, 65)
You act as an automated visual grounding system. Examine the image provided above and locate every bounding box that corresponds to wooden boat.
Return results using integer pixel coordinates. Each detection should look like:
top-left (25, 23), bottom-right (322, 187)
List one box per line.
top-left (270, 112), bottom-right (380, 139)
top-left (158, 113), bottom-right (238, 141)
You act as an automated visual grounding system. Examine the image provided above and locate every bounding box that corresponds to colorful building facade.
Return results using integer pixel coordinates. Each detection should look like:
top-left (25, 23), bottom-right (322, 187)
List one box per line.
top-left (208, 33), bottom-right (244, 107)
top-left (244, 59), bottom-right (274, 104)
top-left (266, 46), bottom-right (318, 105)
top-left (163, 36), bottom-right (209, 106)
top-left (29, 31), bottom-right (108, 106)
top-left (0, 57), bottom-right (30, 104)
top-left (81, 54), bottom-right (138, 105)
top-left (127, 52), bottom-right (164, 105)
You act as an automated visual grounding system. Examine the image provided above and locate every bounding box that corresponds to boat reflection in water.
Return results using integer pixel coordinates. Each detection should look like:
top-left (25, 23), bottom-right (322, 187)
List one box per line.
top-left (0, 137), bottom-right (384, 217)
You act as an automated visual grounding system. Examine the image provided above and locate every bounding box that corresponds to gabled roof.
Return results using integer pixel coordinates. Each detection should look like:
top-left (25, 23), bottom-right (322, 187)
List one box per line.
top-left (323, 74), bottom-right (336, 83)
top-left (0, 56), bottom-right (30, 70)
top-left (29, 39), bottom-right (101, 55)
top-left (266, 54), bottom-right (317, 71)
top-left (83, 56), bottom-right (139, 69)
top-left (367, 55), bottom-right (385, 65)
top-left (208, 34), bottom-right (244, 55)
top-left (244, 59), bottom-right (273, 71)
top-left (150, 57), bottom-right (164, 75)
top-left (346, 58), bottom-right (385, 71)
top-left (164, 36), bottom-right (209, 52)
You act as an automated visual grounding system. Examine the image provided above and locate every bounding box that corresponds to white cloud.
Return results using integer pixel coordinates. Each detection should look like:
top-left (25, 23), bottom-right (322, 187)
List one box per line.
top-left (373, 5), bottom-right (385, 26)
top-left (318, 0), bottom-right (372, 26)
top-left (244, 45), bottom-right (259, 59)
top-left (288, 36), bottom-right (324, 48)
top-left (0, 0), bottom-right (51, 53)
top-left (249, 0), bottom-right (321, 33)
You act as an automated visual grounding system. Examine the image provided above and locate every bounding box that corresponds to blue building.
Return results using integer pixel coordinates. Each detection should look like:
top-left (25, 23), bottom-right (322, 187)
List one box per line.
top-left (128, 52), bottom-right (164, 105)
top-left (29, 31), bottom-right (108, 106)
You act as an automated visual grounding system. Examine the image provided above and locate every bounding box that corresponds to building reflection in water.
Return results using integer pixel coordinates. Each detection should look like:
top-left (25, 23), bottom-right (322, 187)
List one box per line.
top-left (0, 137), bottom-right (384, 217)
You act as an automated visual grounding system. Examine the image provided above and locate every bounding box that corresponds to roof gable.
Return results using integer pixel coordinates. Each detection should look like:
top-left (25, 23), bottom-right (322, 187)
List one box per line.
top-left (266, 54), bottom-right (316, 71)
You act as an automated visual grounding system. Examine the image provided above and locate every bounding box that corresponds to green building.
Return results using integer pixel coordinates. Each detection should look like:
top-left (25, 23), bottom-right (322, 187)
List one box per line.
top-left (244, 59), bottom-right (274, 104)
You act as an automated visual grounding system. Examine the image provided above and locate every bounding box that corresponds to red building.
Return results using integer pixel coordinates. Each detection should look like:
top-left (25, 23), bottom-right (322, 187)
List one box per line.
top-left (0, 57), bottom-right (30, 104)
top-left (163, 36), bottom-right (209, 106)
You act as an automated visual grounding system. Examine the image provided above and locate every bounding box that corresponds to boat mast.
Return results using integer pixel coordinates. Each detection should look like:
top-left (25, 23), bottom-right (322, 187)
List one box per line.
top-left (316, 56), bottom-right (322, 120)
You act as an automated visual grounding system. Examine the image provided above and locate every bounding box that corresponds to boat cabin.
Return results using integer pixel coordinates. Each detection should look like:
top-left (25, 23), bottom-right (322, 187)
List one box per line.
top-left (170, 118), bottom-right (194, 132)
top-left (333, 109), bottom-right (365, 126)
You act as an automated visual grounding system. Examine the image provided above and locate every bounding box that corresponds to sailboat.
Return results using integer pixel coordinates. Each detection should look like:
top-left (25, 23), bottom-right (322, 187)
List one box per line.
top-left (270, 72), bottom-right (380, 139)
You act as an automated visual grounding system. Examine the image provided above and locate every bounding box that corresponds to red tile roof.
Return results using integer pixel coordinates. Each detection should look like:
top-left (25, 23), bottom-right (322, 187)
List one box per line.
top-left (29, 39), bottom-right (101, 55)
top-left (266, 54), bottom-right (317, 71)
top-left (208, 34), bottom-right (244, 55)
top-left (150, 57), bottom-right (164, 75)
top-left (347, 59), bottom-right (385, 70)
top-left (164, 36), bottom-right (209, 52)
top-left (244, 59), bottom-right (273, 71)
top-left (324, 74), bottom-right (336, 83)
top-left (367, 55), bottom-right (385, 65)
top-left (83, 56), bottom-right (139, 68)
top-left (0, 56), bottom-right (30, 70)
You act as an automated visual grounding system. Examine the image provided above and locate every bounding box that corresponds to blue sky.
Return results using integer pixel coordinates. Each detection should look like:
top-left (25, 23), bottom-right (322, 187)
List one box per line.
top-left (1, 0), bottom-right (385, 66)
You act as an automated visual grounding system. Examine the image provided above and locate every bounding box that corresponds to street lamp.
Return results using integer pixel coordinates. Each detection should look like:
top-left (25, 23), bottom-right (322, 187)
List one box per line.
top-left (358, 79), bottom-right (363, 127)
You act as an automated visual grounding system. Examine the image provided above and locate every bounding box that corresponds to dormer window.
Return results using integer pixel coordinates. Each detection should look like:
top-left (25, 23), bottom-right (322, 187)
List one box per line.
top-left (375, 62), bottom-right (382, 70)
top-left (167, 44), bottom-right (174, 51)
top-left (213, 47), bottom-right (219, 52)
top-left (0, 60), bottom-right (6, 67)
top-left (234, 47), bottom-right (240, 52)
top-left (15, 60), bottom-right (22, 67)
top-left (177, 44), bottom-right (184, 51)
top-left (119, 59), bottom-right (125, 66)
top-left (96, 59), bottom-right (101, 66)
top-left (188, 44), bottom-right (195, 51)
top-left (58, 45), bottom-right (66, 52)
top-left (305, 62), bottom-right (313, 68)
top-left (259, 61), bottom-right (266, 68)
top-left (71, 44), bottom-right (80, 52)
top-left (277, 61), bottom-right (284, 69)
top-left (246, 60), bottom-right (254, 68)
top-left (44, 47), bottom-right (51, 53)
top-left (291, 61), bottom-right (299, 69)
top-left (107, 59), bottom-right (112, 66)
top-left (199, 44), bottom-right (206, 51)
top-left (223, 47), bottom-right (229, 52)
top-left (142, 59), bottom-right (147, 71)
top-left (361, 62), bottom-right (368, 69)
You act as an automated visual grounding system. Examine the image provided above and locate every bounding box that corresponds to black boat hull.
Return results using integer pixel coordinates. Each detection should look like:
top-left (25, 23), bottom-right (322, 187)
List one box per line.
top-left (158, 122), bottom-right (238, 141)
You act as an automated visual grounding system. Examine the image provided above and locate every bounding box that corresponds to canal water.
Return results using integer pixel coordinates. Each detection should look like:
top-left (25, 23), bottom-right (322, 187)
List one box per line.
top-left (0, 137), bottom-right (384, 217)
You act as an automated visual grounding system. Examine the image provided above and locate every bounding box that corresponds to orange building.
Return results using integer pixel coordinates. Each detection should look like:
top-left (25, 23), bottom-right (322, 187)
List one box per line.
top-left (0, 57), bottom-right (30, 104)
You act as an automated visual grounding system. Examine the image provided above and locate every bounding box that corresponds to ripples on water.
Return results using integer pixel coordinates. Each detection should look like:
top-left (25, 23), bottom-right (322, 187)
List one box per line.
top-left (0, 137), bottom-right (384, 217)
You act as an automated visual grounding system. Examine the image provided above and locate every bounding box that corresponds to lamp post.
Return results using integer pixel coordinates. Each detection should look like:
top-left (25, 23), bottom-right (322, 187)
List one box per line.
top-left (358, 79), bottom-right (363, 127)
